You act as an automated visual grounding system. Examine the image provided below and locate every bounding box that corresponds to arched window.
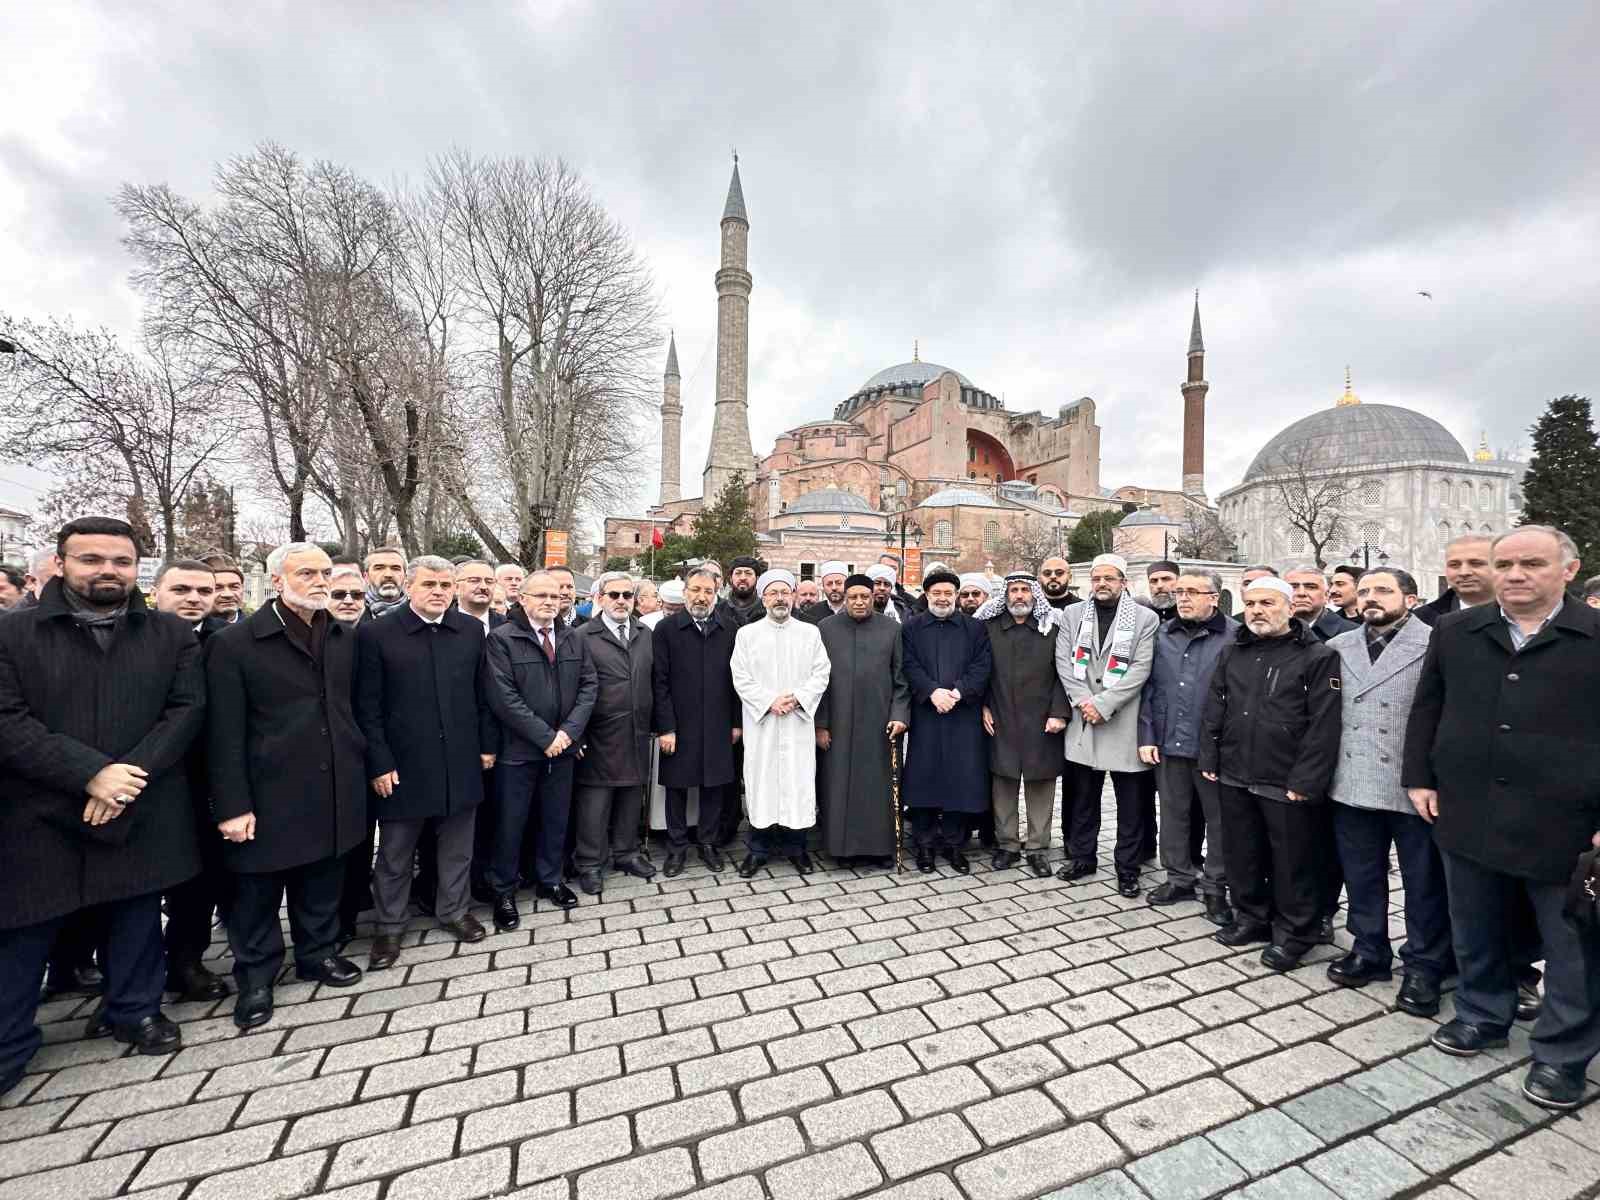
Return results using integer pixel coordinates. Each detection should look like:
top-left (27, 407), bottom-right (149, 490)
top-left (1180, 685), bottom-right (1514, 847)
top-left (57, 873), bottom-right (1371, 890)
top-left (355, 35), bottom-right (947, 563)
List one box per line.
top-left (1435, 479), bottom-right (1451, 506)
top-left (1459, 484), bottom-right (1474, 507)
top-left (1481, 523), bottom-right (1493, 535)
top-left (1361, 479), bottom-right (1383, 507)
top-left (983, 521), bottom-right (1001, 553)
top-left (1438, 520), bottom-right (1452, 543)
top-left (933, 519), bottom-right (953, 546)
top-left (1479, 484), bottom-right (1493, 511)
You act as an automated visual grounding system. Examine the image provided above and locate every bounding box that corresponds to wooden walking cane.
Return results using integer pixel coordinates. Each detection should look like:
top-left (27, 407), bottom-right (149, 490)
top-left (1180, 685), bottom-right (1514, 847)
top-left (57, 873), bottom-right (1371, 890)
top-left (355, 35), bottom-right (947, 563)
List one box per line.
top-left (890, 730), bottom-right (904, 874)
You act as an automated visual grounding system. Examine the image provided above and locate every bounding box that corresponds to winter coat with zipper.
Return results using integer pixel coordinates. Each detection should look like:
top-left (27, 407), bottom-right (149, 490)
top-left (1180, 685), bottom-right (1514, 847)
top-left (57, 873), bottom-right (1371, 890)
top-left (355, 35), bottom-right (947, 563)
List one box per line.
top-left (1138, 611), bottom-right (1237, 761)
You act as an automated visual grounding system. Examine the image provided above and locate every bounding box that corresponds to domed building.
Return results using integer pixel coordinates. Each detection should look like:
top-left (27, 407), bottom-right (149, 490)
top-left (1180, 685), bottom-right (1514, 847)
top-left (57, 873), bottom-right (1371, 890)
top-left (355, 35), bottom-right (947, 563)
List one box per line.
top-left (1216, 372), bottom-right (1524, 588)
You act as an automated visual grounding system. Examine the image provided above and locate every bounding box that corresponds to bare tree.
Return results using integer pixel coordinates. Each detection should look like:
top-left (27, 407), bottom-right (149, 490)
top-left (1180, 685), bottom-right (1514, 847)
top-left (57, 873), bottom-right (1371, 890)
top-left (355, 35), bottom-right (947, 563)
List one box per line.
top-left (988, 516), bottom-right (1070, 574)
top-left (1266, 442), bottom-right (1356, 568)
top-left (1172, 504), bottom-right (1240, 562)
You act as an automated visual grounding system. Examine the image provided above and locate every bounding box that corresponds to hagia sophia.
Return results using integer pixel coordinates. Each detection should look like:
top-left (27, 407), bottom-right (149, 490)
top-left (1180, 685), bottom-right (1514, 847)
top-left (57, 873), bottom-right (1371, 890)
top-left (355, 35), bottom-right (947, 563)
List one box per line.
top-left (601, 161), bottom-right (1523, 599)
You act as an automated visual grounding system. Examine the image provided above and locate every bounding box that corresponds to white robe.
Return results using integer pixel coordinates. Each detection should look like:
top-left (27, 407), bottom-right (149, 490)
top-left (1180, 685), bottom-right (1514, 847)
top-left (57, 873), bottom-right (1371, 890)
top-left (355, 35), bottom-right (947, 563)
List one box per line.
top-left (730, 615), bottom-right (832, 829)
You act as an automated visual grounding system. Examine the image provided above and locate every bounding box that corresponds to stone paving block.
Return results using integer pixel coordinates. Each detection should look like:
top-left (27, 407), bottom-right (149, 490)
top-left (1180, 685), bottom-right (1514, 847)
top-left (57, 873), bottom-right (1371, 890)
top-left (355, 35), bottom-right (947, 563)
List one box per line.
top-left (235, 1070), bottom-right (360, 1127)
top-left (954, 1122), bottom-right (1128, 1200)
top-left (925, 992), bottom-right (1007, 1032)
top-left (182, 1150), bottom-right (328, 1200)
top-left (765, 1142), bottom-right (883, 1200)
top-left (1451, 1128), bottom-right (1600, 1200)
top-left (1051, 1023), bottom-right (1138, 1069)
top-left (1438, 1078), bottom-right (1553, 1143)
top-left (1373, 1106), bottom-right (1493, 1174)
top-left (1035, 1168), bottom-right (1148, 1199)
top-left (983, 1006), bottom-right (1069, 1049)
top-left (96, 1094), bottom-right (244, 1156)
top-left (1249, 1004), bottom-right (1337, 1047)
top-left (964, 1087), bottom-right (1064, 1147)
top-left (637, 1090), bottom-right (739, 1148)
top-left (130, 1120), bottom-right (285, 1189)
top-left (517, 1116), bottom-right (633, 1184)
top-left (431, 1010), bottom-right (529, 1053)
top-left (800, 1087), bottom-right (903, 1147)
top-left (1402, 1045), bottom-right (1508, 1089)
top-left (826, 1044), bottom-right (920, 1093)
top-left (0, 1097), bottom-right (73, 1145)
top-left (1044, 1063), bottom-right (1146, 1120)
top-left (678, 1045), bottom-right (771, 1095)
top-left (1112, 976), bottom-right (1192, 1013)
top-left (866, 1175), bottom-right (965, 1200)
top-left (625, 1027), bottom-right (717, 1072)
top-left (1303, 986), bottom-right (1386, 1025)
top-left (740, 1067), bottom-right (834, 1122)
top-left (697, 1115), bottom-right (805, 1181)
top-left (575, 1065), bottom-right (675, 1122)
top-left (524, 1046), bottom-right (622, 1099)
top-left (0, 1150), bottom-right (142, 1200)
top-left (575, 1147), bottom-right (696, 1200)
top-left (1303, 1135), bottom-right (1427, 1200)
top-left (1102, 1077), bottom-right (1254, 1155)
top-left (30, 1053), bottom-right (168, 1101)
top-left (0, 1123), bottom-right (104, 1180)
top-left (388, 1147), bottom-right (513, 1200)
top-left (1234, 1166), bottom-right (1341, 1199)
top-left (1189, 1021), bottom-right (1279, 1068)
top-left (460, 1093), bottom-right (572, 1154)
top-left (871, 1112), bottom-right (981, 1179)
top-left (1121, 1041), bottom-right (1213, 1090)
top-left (1205, 1107), bottom-right (1324, 1178)
top-left (1127, 1135), bottom-right (1246, 1200)
top-left (1281, 1082), bottom-right (1392, 1143)
top-left (321, 1029), bottom-right (431, 1075)
top-left (992, 976), bottom-right (1070, 1013)
top-left (714, 1007), bottom-right (800, 1050)
top-left (1225, 1042), bottom-right (1360, 1105)
top-left (1328, 1012), bottom-right (1438, 1064)
top-left (285, 1096), bottom-right (408, 1154)
top-left (892, 1063), bottom-right (992, 1118)
top-left (1053, 988), bottom-right (1136, 1029)
top-left (362, 1045), bottom-right (473, 1098)
top-left (1343, 1058), bottom-right (1451, 1113)
top-left (768, 1025), bottom-right (855, 1071)
top-left (794, 991), bottom-right (878, 1029)
top-left (849, 1007), bottom-right (936, 1049)
top-left (662, 994), bottom-right (746, 1032)
top-left (413, 1069), bottom-right (521, 1123)
top-left (974, 1043), bottom-right (1066, 1092)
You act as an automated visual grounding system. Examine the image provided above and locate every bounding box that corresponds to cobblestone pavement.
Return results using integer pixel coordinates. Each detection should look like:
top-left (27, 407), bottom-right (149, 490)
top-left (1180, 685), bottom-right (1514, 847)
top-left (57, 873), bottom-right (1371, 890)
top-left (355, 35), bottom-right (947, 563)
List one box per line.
top-left (1, 788), bottom-right (1597, 1200)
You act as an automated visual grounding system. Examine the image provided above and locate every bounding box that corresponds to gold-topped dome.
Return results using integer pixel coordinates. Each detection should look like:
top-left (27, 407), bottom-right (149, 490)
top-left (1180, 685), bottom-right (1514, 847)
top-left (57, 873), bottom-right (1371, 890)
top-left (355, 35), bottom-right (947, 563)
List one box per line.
top-left (1335, 365), bottom-right (1360, 408)
top-left (1474, 432), bottom-right (1493, 462)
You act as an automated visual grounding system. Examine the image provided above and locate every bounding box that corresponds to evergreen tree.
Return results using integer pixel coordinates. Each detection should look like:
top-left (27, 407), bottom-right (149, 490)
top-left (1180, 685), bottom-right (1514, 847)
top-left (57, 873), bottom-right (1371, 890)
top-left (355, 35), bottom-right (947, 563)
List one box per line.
top-left (1067, 508), bottom-right (1125, 562)
top-left (1519, 394), bottom-right (1600, 569)
top-left (691, 473), bottom-right (759, 569)
top-left (429, 530), bottom-right (483, 560)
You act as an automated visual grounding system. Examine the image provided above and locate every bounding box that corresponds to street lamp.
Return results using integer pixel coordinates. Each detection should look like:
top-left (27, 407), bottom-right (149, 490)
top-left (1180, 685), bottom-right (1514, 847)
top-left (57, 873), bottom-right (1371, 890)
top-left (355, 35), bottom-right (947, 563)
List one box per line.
top-left (1348, 541), bottom-right (1390, 570)
top-left (885, 511), bottom-right (922, 575)
top-left (530, 499), bottom-right (556, 568)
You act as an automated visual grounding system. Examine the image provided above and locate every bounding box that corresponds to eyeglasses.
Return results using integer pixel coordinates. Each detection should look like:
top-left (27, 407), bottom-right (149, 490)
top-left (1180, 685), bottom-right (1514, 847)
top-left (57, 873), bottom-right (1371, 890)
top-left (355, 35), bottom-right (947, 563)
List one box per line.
top-left (604, 590), bottom-right (635, 600)
top-left (1171, 589), bottom-right (1217, 598)
top-left (522, 591), bottom-right (558, 601)
top-left (65, 553), bottom-right (136, 570)
top-left (329, 590), bottom-right (363, 601)
top-left (1039, 568), bottom-right (1068, 577)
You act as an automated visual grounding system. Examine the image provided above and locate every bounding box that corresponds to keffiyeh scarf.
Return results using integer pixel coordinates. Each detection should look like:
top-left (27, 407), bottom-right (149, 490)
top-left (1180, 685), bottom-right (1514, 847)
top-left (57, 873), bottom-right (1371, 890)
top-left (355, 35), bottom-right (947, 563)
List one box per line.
top-left (1072, 589), bottom-right (1139, 681)
top-left (972, 573), bottom-right (1054, 635)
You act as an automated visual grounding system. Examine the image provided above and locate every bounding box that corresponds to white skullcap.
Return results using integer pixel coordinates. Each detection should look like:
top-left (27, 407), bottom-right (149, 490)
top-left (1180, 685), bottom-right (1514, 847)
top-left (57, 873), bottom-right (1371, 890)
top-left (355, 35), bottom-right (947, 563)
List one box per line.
top-left (658, 580), bottom-right (685, 603)
top-left (866, 564), bottom-right (897, 584)
top-left (1090, 553), bottom-right (1128, 577)
top-left (818, 560), bottom-right (848, 578)
top-left (757, 568), bottom-right (797, 596)
top-left (1243, 576), bottom-right (1295, 600)
top-left (959, 573), bottom-right (993, 594)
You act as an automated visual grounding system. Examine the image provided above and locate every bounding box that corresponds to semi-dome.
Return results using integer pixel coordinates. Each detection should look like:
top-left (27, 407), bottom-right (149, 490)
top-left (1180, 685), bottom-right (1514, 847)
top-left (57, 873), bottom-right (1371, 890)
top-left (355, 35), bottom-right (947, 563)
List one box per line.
top-left (784, 488), bottom-right (874, 515)
top-left (1243, 403), bottom-right (1468, 483)
top-left (858, 360), bottom-right (975, 392)
top-left (1119, 508), bottom-right (1182, 527)
top-left (922, 487), bottom-right (1002, 509)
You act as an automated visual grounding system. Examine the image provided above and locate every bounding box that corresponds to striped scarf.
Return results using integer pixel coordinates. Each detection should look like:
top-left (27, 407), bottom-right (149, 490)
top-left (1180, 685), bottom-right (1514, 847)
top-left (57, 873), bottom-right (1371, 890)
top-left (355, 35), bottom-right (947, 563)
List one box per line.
top-left (1072, 590), bottom-right (1139, 681)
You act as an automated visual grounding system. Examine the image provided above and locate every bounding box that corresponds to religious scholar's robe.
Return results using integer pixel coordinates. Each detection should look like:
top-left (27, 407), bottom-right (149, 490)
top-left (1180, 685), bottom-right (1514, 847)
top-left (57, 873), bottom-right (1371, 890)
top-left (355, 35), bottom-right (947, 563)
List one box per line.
top-left (815, 611), bottom-right (911, 857)
top-left (730, 615), bottom-right (832, 830)
top-left (901, 610), bottom-right (992, 813)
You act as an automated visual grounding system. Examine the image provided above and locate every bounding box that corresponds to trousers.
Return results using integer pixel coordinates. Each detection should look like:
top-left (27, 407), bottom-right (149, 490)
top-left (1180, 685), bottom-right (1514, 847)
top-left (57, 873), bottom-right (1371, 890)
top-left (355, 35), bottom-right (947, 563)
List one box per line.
top-left (573, 784), bottom-right (645, 872)
top-left (227, 857), bottom-right (344, 991)
top-left (374, 809), bottom-right (477, 932)
top-left (1156, 757), bottom-right (1225, 896)
top-left (0, 893), bottom-right (165, 1087)
top-left (1218, 785), bottom-right (1322, 953)
top-left (1332, 804), bottom-right (1452, 979)
top-left (910, 808), bottom-right (967, 851)
top-left (991, 776), bottom-right (1057, 853)
top-left (667, 784), bottom-right (727, 850)
top-left (339, 818), bottom-right (376, 931)
top-left (490, 758), bottom-right (575, 892)
top-left (164, 838), bottom-right (232, 975)
top-left (748, 824), bottom-right (806, 855)
top-left (1442, 850), bottom-right (1600, 1069)
top-left (1063, 765), bottom-right (1147, 875)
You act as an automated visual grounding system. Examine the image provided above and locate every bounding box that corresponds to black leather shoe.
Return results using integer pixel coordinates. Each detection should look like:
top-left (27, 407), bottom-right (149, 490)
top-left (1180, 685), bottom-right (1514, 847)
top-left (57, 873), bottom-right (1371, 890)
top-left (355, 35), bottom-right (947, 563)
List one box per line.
top-left (1516, 978), bottom-right (1543, 1022)
top-left (83, 1003), bottom-right (111, 1039)
top-left (990, 850), bottom-right (1013, 871)
top-left (1215, 920), bottom-right (1272, 947)
top-left (944, 848), bottom-right (970, 876)
top-left (1202, 894), bottom-right (1234, 927)
top-left (1117, 874), bottom-right (1141, 899)
top-left (1522, 1062), bottom-right (1586, 1110)
top-left (699, 844), bottom-right (726, 872)
top-left (43, 963), bottom-right (104, 998)
top-left (493, 893), bottom-right (521, 931)
top-left (737, 854), bottom-right (767, 879)
top-left (663, 850), bottom-right (686, 878)
top-left (114, 1012), bottom-right (182, 1055)
top-left (1055, 858), bottom-right (1097, 882)
top-left (368, 935), bottom-right (402, 971)
top-left (1396, 972), bottom-right (1441, 1017)
top-left (1027, 853), bottom-right (1051, 878)
top-left (789, 852), bottom-right (815, 876)
top-left (1261, 944), bottom-right (1304, 972)
top-left (233, 987), bottom-right (274, 1030)
top-left (441, 913), bottom-right (487, 944)
top-left (1147, 882), bottom-right (1195, 907)
top-left (1326, 952), bottom-right (1393, 989)
top-left (577, 870), bottom-right (604, 896)
top-left (1316, 915), bottom-right (1337, 945)
top-left (1431, 1019), bottom-right (1509, 1058)
top-left (296, 956), bottom-right (362, 987)
top-left (916, 850), bottom-right (936, 874)
top-left (535, 883), bottom-right (579, 910)
top-left (166, 962), bottom-right (230, 1002)
top-left (615, 856), bottom-right (656, 880)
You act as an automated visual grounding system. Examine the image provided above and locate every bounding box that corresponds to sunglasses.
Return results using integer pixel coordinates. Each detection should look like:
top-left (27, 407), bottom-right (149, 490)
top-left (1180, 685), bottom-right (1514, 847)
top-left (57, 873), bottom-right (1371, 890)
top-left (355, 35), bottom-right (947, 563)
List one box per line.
top-left (1040, 568), bottom-right (1068, 577)
top-left (605, 590), bottom-right (635, 600)
top-left (329, 590), bottom-right (363, 601)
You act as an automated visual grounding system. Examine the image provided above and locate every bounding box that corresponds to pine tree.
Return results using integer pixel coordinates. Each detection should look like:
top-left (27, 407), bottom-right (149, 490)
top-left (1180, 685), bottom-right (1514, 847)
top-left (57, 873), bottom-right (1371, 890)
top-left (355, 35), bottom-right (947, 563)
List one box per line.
top-left (690, 473), bottom-right (759, 569)
top-left (1067, 508), bottom-right (1125, 562)
top-left (1519, 394), bottom-right (1600, 569)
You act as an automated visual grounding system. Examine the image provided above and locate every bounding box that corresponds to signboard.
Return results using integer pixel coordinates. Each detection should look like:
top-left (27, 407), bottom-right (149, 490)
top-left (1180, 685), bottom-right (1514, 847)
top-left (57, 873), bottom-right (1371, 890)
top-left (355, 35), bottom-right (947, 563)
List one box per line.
top-left (543, 531), bottom-right (569, 568)
top-left (902, 546), bottom-right (923, 585)
top-left (136, 557), bottom-right (162, 593)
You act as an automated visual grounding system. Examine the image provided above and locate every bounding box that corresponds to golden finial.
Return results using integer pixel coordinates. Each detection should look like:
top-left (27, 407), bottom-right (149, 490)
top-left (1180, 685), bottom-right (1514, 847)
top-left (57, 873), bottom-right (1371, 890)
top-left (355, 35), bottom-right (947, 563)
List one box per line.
top-left (1336, 365), bottom-right (1361, 407)
top-left (1474, 431), bottom-right (1493, 462)
top-left (913, 339), bottom-right (920, 362)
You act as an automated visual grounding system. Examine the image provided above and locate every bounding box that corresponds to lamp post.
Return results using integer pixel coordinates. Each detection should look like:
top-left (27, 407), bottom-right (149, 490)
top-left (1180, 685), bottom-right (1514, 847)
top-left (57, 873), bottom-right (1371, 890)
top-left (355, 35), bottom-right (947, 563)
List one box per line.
top-left (1348, 541), bottom-right (1390, 570)
top-left (885, 511), bottom-right (922, 576)
top-left (530, 499), bottom-right (555, 568)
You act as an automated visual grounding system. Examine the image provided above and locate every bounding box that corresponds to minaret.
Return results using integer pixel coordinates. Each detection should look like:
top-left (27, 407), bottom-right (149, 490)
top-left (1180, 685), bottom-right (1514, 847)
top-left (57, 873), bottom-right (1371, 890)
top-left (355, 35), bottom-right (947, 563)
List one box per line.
top-left (1181, 291), bottom-right (1209, 499)
top-left (701, 156), bottom-right (755, 503)
top-left (659, 333), bottom-right (683, 504)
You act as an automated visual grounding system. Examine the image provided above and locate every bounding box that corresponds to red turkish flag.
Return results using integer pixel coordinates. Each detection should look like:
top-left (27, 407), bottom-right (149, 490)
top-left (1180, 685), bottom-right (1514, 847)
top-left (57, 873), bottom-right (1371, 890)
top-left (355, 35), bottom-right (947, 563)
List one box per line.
top-left (651, 526), bottom-right (664, 548)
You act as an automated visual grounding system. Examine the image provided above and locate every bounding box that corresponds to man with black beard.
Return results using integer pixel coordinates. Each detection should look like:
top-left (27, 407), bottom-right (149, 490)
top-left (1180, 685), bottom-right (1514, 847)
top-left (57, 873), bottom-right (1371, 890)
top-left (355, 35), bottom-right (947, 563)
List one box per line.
top-left (800, 561), bottom-right (849, 625)
top-left (1143, 561), bottom-right (1181, 623)
top-left (363, 546), bottom-right (408, 619)
top-left (957, 574), bottom-right (993, 617)
top-left (724, 556), bottom-right (767, 625)
top-left (1038, 556), bottom-right (1079, 613)
top-left (866, 565), bottom-right (904, 622)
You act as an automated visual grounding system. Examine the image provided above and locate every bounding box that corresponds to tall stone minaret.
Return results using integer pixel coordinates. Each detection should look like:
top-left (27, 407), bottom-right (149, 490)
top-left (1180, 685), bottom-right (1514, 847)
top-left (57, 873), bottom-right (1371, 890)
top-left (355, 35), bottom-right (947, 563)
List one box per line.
top-left (659, 332), bottom-right (682, 504)
top-left (1181, 291), bottom-right (1209, 499)
top-left (701, 156), bottom-right (755, 504)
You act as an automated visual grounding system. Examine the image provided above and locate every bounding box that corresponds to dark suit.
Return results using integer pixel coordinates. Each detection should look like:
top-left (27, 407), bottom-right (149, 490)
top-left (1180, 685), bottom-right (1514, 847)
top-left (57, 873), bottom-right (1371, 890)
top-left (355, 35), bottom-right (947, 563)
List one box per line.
top-left (652, 609), bottom-right (742, 850)
top-left (206, 604), bottom-right (366, 989)
top-left (573, 618), bottom-right (654, 875)
top-left (0, 581), bottom-right (204, 1078)
top-left (481, 613), bottom-right (597, 890)
top-left (1403, 599), bottom-right (1600, 1069)
top-left (901, 611), bottom-right (992, 849)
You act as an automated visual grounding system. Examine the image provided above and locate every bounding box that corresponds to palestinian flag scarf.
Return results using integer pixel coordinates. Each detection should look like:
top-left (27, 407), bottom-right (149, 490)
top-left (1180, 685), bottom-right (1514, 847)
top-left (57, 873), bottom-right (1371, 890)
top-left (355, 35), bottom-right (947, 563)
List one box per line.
top-left (1072, 590), bottom-right (1139, 682)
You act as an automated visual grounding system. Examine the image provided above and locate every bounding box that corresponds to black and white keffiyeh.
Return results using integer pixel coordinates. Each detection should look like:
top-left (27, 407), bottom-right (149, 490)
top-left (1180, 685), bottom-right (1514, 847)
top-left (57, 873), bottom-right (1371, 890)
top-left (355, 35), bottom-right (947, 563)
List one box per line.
top-left (973, 572), bottom-right (1054, 635)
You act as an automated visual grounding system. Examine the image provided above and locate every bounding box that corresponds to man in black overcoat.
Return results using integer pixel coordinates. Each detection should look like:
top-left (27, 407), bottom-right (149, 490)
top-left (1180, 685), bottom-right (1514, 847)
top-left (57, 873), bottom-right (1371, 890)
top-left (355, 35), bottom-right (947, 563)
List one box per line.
top-left (653, 566), bottom-right (741, 877)
top-left (355, 556), bottom-right (496, 972)
top-left (573, 572), bottom-right (657, 894)
top-left (1404, 525), bottom-right (1600, 1110)
top-left (0, 517), bottom-right (205, 1090)
top-left (207, 542), bottom-right (368, 1029)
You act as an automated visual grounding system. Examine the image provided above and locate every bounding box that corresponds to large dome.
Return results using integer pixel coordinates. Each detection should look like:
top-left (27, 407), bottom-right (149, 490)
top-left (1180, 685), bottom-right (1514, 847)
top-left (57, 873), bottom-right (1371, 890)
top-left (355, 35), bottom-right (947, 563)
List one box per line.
top-left (784, 488), bottom-right (875, 515)
top-left (1243, 403), bottom-right (1468, 482)
top-left (858, 360), bottom-right (975, 392)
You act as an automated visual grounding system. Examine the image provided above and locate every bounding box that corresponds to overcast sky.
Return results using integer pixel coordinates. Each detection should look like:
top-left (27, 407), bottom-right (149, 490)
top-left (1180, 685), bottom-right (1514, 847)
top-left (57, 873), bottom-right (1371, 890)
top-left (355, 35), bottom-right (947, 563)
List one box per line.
top-left (3, 2), bottom-right (1597, 530)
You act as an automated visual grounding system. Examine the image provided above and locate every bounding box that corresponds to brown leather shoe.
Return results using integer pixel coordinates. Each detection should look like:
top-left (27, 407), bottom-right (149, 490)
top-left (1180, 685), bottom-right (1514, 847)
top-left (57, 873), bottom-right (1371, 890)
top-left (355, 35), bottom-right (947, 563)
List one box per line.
top-left (440, 913), bottom-right (488, 944)
top-left (367, 934), bottom-right (402, 971)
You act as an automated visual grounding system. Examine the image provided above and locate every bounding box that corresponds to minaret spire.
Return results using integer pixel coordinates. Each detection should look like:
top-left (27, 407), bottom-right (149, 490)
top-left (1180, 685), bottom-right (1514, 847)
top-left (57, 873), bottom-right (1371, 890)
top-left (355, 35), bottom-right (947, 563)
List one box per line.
top-left (1188, 290), bottom-right (1205, 355)
top-left (702, 157), bottom-right (755, 502)
top-left (1180, 291), bottom-right (1209, 500)
top-left (659, 331), bottom-right (682, 504)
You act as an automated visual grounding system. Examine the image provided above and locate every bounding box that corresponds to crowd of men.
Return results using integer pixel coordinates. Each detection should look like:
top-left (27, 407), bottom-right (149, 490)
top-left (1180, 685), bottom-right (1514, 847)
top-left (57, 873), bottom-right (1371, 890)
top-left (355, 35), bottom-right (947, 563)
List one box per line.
top-left (1, 519), bottom-right (1598, 1114)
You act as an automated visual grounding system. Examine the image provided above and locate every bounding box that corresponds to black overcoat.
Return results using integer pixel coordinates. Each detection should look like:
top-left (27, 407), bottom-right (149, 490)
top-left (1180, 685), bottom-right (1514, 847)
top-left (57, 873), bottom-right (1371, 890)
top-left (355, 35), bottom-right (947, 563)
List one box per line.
top-left (575, 619), bottom-right (654, 787)
top-left (901, 611), bottom-right (992, 813)
top-left (0, 581), bottom-right (204, 929)
top-left (482, 614), bottom-right (596, 762)
top-left (652, 610), bottom-right (741, 789)
top-left (205, 602), bottom-right (368, 874)
top-left (354, 605), bottom-right (494, 822)
top-left (983, 615), bottom-right (1070, 780)
top-left (815, 611), bottom-right (911, 856)
top-left (1402, 599), bottom-right (1600, 882)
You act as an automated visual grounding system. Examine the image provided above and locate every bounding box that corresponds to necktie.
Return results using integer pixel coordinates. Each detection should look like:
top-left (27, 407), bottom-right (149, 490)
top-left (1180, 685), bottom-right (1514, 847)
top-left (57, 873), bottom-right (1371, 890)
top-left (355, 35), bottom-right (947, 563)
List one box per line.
top-left (539, 626), bottom-right (555, 663)
top-left (616, 621), bottom-right (629, 647)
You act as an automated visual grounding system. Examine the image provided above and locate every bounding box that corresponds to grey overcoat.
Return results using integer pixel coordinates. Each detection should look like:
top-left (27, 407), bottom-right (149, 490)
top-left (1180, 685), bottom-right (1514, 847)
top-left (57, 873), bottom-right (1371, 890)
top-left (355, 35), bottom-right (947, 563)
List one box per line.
top-left (1054, 600), bottom-right (1158, 775)
top-left (1328, 617), bottom-right (1432, 815)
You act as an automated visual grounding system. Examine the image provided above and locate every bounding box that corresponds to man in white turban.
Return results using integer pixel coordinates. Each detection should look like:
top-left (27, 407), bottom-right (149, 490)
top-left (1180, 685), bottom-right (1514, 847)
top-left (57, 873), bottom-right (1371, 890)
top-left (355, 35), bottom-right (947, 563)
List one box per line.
top-left (958, 573), bottom-right (993, 617)
top-left (729, 569), bottom-right (831, 877)
top-left (866, 564), bottom-right (904, 623)
top-left (801, 561), bottom-right (850, 625)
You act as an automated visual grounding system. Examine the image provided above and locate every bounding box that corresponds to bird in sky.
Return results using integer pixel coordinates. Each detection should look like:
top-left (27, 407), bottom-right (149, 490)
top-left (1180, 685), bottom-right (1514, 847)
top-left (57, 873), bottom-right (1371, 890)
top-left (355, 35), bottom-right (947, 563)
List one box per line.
top-left (1416, 290), bottom-right (1433, 299)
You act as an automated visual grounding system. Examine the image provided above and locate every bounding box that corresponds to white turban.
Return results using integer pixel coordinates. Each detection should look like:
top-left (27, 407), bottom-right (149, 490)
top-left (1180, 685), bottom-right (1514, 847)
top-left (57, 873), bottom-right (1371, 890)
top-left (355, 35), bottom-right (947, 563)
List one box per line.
top-left (658, 580), bottom-right (685, 604)
top-left (1090, 553), bottom-right (1128, 577)
top-left (866, 564), bottom-right (897, 584)
top-left (1243, 576), bottom-right (1294, 601)
top-left (818, 560), bottom-right (848, 579)
top-left (757, 568), bottom-right (797, 596)
top-left (959, 573), bottom-right (993, 594)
